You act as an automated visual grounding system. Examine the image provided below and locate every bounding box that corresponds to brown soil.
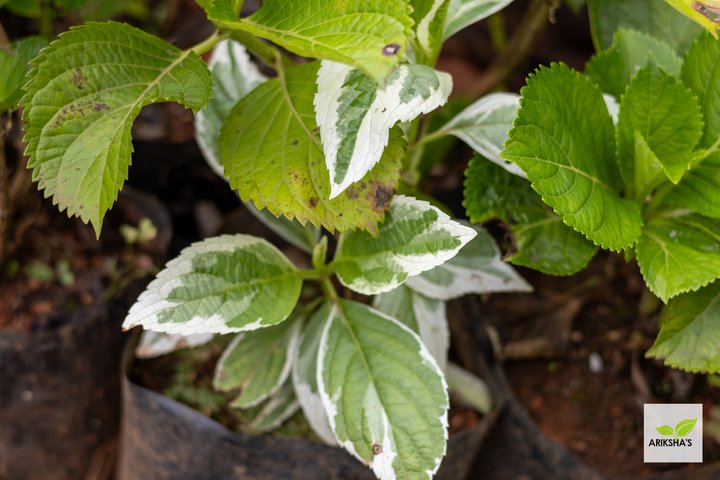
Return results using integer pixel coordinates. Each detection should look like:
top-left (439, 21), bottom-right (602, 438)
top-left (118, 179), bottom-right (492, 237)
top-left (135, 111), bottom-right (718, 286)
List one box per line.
top-left (485, 253), bottom-right (720, 476)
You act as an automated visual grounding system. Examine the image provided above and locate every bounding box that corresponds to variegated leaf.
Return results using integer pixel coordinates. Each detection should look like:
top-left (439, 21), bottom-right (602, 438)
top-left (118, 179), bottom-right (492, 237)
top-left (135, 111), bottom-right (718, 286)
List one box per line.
top-left (435, 92), bottom-right (523, 176)
top-left (134, 331), bottom-right (214, 359)
top-left (247, 380), bottom-right (300, 433)
top-left (413, 0), bottom-right (451, 61)
top-left (406, 225), bottom-right (531, 299)
top-left (445, 363), bottom-right (492, 414)
top-left (292, 305), bottom-right (338, 445)
top-left (214, 316), bottom-right (302, 408)
top-left (123, 235), bottom-right (302, 335)
top-left (373, 284), bottom-right (449, 372)
top-left (318, 300), bottom-right (448, 480)
top-left (195, 38), bottom-right (267, 178)
top-left (334, 195), bottom-right (477, 295)
top-left (444, 0), bottom-right (514, 39)
top-left (315, 61), bottom-right (451, 198)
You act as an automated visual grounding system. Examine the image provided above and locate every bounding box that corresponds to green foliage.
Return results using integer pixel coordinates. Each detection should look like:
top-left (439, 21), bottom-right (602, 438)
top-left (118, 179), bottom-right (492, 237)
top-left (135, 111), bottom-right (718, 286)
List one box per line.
top-left (464, 159), bottom-right (597, 275)
top-left (682, 32), bottom-right (720, 148)
top-left (317, 299), bottom-right (448, 480)
top-left (587, 0), bottom-right (702, 53)
top-left (214, 317), bottom-right (301, 408)
top-left (648, 282), bottom-right (720, 372)
top-left (616, 67), bottom-right (703, 195)
top-left (199, 0), bottom-right (413, 82)
top-left (0, 37), bottom-right (47, 112)
top-left (585, 29), bottom-right (682, 99)
top-left (123, 235), bottom-right (302, 334)
top-left (637, 214), bottom-right (720, 302)
top-left (443, 0), bottom-right (514, 40)
top-left (22, 22), bottom-right (212, 234)
top-left (219, 62), bottom-right (404, 233)
top-left (333, 195), bottom-right (476, 294)
top-left (501, 63), bottom-right (642, 251)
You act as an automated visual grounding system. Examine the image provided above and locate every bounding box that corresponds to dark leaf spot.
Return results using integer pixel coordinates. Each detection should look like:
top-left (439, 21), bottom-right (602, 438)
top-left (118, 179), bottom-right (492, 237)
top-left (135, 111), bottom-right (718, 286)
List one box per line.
top-left (93, 103), bottom-right (109, 112)
top-left (292, 139), bottom-right (299, 146)
top-left (71, 68), bottom-right (87, 89)
top-left (382, 44), bottom-right (400, 56)
top-left (309, 197), bottom-right (318, 208)
top-left (372, 443), bottom-right (382, 455)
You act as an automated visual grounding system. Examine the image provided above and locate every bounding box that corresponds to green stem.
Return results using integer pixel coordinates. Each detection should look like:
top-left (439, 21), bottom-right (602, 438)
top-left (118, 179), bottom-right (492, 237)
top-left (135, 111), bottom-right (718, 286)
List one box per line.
top-left (230, 30), bottom-right (292, 70)
top-left (39, 0), bottom-right (54, 41)
top-left (321, 277), bottom-right (340, 305)
top-left (295, 268), bottom-right (326, 281)
top-left (189, 31), bottom-right (227, 56)
top-left (488, 12), bottom-right (506, 51)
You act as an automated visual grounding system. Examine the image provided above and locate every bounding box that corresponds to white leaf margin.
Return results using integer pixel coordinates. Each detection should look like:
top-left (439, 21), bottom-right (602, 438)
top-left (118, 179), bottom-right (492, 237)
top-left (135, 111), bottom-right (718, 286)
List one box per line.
top-left (195, 39), bottom-right (267, 179)
top-left (438, 92), bottom-right (525, 177)
top-left (314, 61), bottom-right (452, 198)
top-left (443, 0), bottom-right (514, 40)
top-left (217, 318), bottom-right (302, 409)
top-left (316, 303), bottom-right (450, 480)
top-left (336, 195), bottom-right (478, 295)
top-left (406, 225), bottom-right (532, 299)
top-left (134, 331), bottom-right (214, 359)
top-left (122, 234), bottom-right (297, 335)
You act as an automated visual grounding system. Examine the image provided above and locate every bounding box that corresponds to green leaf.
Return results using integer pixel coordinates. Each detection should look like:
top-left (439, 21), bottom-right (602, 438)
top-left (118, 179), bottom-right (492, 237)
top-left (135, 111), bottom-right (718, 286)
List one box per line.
top-left (195, 38), bottom-right (267, 179)
top-left (315, 61), bottom-right (451, 198)
top-left (373, 284), bottom-right (449, 371)
top-left (214, 315), bottom-right (302, 408)
top-left (219, 62), bottom-right (403, 234)
top-left (616, 67), bottom-right (703, 196)
top-left (247, 380), bottom-right (300, 433)
top-left (637, 213), bottom-right (720, 302)
top-left (0, 37), bottom-right (46, 112)
top-left (667, 152), bottom-right (720, 219)
top-left (245, 201), bottom-right (320, 255)
top-left (587, 0), bottom-right (702, 54)
top-left (412, 0), bottom-right (451, 62)
top-left (134, 331), bottom-right (213, 358)
top-left (682, 31), bottom-right (720, 148)
top-left (443, 0), bottom-right (514, 40)
top-left (585, 29), bottom-right (682, 99)
top-left (406, 225), bottom-right (531, 299)
top-left (665, 0), bottom-right (720, 37)
top-left (675, 417), bottom-right (699, 437)
top-left (501, 63), bottom-right (642, 251)
top-left (318, 300), bottom-right (448, 480)
top-left (334, 195), bottom-right (477, 295)
top-left (445, 363), bottom-right (492, 414)
top-left (292, 306), bottom-right (337, 445)
top-left (565, 0), bottom-right (586, 14)
top-left (22, 22), bottom-right (212, 234)
top-left (200, 0), bottom-right (412, 83)
top-left (648, 281), bottom-right (720, 372)
top-left (122, 235), bottom-right (302, 334)
top-left (435, 92), bottom-right (524, 176)
top-left (464, 158), bottom-right (597, 275)
top-left (655, 425), bottom-right (675, 436)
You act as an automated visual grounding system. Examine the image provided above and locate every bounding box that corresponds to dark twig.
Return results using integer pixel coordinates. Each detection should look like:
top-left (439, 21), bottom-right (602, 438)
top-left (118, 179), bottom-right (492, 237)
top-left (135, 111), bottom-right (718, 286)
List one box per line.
top-left (468, 0), bottom-right (561, 98)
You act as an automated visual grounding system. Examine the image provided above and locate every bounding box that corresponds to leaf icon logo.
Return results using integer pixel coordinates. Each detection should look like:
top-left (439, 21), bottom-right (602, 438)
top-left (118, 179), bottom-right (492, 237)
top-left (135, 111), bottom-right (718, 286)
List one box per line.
top-left (655, 418), bottom-right (698, 438)
top-left (675, 418), bottom-right (698, 437)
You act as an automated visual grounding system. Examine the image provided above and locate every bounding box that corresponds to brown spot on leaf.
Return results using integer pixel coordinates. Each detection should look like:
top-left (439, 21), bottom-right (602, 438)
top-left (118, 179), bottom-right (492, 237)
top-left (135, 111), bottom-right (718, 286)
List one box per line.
top-left (372, 443), bottom-right (382, 455)
top-left (309, 197), bottom-right (318, 208)
top-left (367, 183), bottom-right (393, 212)
top-left (291, 139), bottom-right (299, 146)
top-left (71, 68), bottom-right (87, 89)
top-left (345, 187), bottom-right (358, 200)
top-left (382, 44), bottom-right (400, 56)
top-left (93, 103), bottom-right (109, 112)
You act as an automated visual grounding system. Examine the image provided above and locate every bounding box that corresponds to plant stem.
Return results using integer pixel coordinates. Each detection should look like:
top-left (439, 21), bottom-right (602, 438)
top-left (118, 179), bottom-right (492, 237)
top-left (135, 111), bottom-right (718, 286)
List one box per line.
top-left (320, 277), bottom-right (340, 305)
top-left (468, 0), bottom-right (559, 98)
top-left (643, 182), bottom-right (674, 221)
top-left (189, 31), bottom-right (227, 56)
top-left (488, 12), bottom-right (506, 51)
top-left (40, 0), bottom-right (55, 41)
top-left (230, 30), bottom-right (292, 70)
